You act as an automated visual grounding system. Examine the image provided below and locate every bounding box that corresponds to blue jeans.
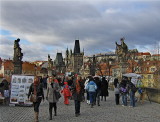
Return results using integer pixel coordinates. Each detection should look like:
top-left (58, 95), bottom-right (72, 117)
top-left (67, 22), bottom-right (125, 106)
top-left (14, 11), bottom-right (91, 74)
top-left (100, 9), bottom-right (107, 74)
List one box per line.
top-left (89, 92), bottom-right (96, 104)
top-left (122, 94), bottom-right (127, 106)
top-left (74, 100), bottom-right (81, 114)
top-left (130, 91), bottom-right (135, 107)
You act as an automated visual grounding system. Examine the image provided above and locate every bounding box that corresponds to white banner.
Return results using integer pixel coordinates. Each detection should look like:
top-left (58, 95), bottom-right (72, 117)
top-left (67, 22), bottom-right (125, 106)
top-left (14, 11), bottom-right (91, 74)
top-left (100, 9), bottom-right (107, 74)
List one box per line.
top-left (10, 75), bottom-right (34, 105)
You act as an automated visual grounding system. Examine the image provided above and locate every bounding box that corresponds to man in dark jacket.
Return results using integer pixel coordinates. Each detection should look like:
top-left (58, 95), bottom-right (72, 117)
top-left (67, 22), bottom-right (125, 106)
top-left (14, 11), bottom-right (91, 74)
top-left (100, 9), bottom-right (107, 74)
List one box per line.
top-left (2, 78), bottom-right (10, 105)
top-left (127, 80), bottom-right (137, 107)
top-left (94, 77), bottom-right (101, 106)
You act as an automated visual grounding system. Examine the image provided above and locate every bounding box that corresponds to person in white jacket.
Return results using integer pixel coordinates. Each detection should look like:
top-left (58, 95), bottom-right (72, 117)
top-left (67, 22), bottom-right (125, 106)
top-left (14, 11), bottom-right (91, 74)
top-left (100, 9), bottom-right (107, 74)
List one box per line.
top-left (84, 78), bottom-right (90, 104)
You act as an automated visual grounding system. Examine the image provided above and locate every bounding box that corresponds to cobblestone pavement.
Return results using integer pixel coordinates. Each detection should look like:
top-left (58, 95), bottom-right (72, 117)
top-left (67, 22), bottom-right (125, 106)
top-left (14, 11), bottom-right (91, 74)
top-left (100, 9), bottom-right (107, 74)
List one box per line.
top-left (0, 90), bottom-right (160, 122)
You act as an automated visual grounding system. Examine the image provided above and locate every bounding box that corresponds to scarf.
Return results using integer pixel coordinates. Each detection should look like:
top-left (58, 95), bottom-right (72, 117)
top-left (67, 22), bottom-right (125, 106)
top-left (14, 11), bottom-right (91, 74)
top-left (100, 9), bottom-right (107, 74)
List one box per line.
top-left (33, 78), bottom-right (39, 95)
top-left (76, 80), bottom-right (81, 94)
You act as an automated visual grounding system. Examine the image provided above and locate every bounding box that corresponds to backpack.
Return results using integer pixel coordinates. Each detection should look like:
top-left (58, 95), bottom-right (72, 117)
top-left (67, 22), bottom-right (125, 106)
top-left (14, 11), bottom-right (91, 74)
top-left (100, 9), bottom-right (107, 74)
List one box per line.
top-left (120, 87), bottom-right (127, 93)
top-left (131, 84), bottom-right (137, 93)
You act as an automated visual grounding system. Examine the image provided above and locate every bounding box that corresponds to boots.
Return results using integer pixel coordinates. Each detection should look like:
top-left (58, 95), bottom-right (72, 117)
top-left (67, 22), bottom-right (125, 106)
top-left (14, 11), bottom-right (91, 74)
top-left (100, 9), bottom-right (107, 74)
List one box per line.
top-left (91, 103), bottom-right (93, 108)
top-left (97, 100), bottom-right (100, 106)
top-left (104, 97), bottom-right (106, 101)
top-left (101, 97), bottom-right (103, 101)
top-left (54, 109), bottom-right (57, 116)
top-left (35, 112), bottom-right (39, 122)
top-left (49, 109), bottom-right (52, 120)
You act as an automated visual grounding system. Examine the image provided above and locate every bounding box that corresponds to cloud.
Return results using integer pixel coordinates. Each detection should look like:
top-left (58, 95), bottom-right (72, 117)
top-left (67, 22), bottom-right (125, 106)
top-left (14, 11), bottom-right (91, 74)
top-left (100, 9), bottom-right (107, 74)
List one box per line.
top-left (0, 0), bottom-right (160, 61)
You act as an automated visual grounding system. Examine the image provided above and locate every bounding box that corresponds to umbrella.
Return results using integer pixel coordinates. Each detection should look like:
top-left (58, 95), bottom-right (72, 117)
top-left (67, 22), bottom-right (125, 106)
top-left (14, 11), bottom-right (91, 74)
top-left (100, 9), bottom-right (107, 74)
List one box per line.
top-left (123, 73), bottom-right (141, 78)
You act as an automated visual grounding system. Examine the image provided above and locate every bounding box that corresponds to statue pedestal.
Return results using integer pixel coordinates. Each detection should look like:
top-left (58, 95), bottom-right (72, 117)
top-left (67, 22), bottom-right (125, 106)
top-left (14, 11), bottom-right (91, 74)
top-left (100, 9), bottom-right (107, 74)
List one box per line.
top-left (13, 61), bottom-right (22, 74)
top-left (48, 69), bottom-right (52, 76)
top-left (119, 62), bottom-right (128, 80)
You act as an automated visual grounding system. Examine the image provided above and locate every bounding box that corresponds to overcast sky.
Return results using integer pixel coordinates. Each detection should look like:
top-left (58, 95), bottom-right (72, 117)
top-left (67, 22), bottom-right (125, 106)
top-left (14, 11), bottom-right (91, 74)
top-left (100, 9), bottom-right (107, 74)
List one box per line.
top-left (0, 0), bottom-right (160, 61)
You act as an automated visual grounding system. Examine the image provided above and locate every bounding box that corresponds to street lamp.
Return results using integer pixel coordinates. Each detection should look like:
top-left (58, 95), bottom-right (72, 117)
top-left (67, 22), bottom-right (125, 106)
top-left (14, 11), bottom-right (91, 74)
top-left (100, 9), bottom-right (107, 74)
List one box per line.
top-left (34, 65), bottom-right (37, 76)
top-left (108, 60), bottom-right (112, 80)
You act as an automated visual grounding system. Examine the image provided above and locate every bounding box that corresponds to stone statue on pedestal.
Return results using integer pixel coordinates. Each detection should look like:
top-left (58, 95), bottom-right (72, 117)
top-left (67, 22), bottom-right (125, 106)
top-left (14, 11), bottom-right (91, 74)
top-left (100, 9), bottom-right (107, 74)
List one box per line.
top-left (48, 54), bottom-right (53, 76)
top-left (115, 37), bottom-right (128, 63)
top-left (13, 38), bottom-right (23, 74)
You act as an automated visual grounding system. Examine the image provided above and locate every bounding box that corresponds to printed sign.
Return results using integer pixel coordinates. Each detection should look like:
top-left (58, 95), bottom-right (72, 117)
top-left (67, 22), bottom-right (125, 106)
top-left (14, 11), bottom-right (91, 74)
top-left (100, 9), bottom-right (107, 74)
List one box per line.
top-left (10, 75), bottom-right (34, 105)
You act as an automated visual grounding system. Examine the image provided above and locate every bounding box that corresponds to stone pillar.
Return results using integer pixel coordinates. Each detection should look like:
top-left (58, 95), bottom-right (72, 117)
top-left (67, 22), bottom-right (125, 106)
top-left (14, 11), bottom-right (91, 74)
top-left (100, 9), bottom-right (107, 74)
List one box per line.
top-left (119, 62), bottom-right (128, 80)
top-left (13, 62), bottom-right (22, 74)
top-left (48, 69), bottom-right (52, 77)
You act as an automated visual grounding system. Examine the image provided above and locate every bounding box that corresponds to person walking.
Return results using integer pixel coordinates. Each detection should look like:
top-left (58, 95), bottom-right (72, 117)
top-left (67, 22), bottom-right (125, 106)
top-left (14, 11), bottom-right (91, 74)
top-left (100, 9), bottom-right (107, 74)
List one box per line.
top-left (114, 78), bottom-right (120, 105)
top-left (100, 77), bottom-right (109, 101)
top-left (136, 77), bottom-right (144, 104)
top-left (128, 80), bottom-right (137, 107)
top-left (2, 78), bottom-right (10, 105)
top-left (61, 82), bottom-right (71, 105)
top-left (28, 76), bottom-right (44, 122)
top-left (46, 76), bottom-right (60, 120)
top-left (86, 77), bottom-right (97, 108)
top-left (94, 76), bottom-right (101, 106)
top-left (119, 78), bottom-right (128, 106)
top-left (84, 77), bottom-right (90, 104)
top-left (71, 75), bottom-right (84, 117)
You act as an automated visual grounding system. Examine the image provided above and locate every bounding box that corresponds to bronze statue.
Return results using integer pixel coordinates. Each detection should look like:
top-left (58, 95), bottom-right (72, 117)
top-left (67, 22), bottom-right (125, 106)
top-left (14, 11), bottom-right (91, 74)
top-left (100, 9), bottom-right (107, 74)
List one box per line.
top-left (13, 38), bottom-right (23, 62)
top-left (115, 38), bottom-right (128, 62)
top-left (13, 38), bottom-right (23, 74)
top-left (48, 54), bottom-right (53, 69)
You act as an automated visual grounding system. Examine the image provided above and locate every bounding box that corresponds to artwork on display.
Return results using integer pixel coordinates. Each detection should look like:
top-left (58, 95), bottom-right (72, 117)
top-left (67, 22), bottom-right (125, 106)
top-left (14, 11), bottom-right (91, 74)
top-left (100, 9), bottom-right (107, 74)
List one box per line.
top-left (10, 75), bottom-right (34, 105)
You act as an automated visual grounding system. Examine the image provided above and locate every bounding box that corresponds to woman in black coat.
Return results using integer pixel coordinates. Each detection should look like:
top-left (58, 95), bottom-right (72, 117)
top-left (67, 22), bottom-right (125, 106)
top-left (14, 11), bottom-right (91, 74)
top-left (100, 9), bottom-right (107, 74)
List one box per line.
top-left (71, 75), bottom-right (84, 117)
top-left (100, 77), bottom-right (109, 101)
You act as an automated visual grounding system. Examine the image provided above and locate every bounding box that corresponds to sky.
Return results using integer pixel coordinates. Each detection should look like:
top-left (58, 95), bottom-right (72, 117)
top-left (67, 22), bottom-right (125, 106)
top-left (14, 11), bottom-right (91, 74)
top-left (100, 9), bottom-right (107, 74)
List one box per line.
top-left (0, 0), bottom-right (160, 61)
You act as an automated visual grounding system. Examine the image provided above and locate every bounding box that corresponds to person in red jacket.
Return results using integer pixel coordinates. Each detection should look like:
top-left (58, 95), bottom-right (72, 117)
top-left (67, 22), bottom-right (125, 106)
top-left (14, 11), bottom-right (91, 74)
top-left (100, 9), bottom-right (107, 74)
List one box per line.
top-left (61, 82), bottom-right (71, 105)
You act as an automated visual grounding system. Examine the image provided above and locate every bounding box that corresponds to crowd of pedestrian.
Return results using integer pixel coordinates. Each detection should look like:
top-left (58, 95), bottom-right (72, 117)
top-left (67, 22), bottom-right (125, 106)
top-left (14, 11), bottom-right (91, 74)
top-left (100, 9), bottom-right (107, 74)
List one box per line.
top-left (0, 74), bottom-right (144, 122)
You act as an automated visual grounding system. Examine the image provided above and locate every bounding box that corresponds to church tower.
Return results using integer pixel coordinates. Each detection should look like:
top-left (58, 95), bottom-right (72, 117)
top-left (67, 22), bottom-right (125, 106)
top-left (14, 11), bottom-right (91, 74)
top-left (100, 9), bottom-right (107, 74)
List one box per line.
top-left (65, 48), bottom-right (69, 68)
top-left (73, 40), bottom-right (84, 74)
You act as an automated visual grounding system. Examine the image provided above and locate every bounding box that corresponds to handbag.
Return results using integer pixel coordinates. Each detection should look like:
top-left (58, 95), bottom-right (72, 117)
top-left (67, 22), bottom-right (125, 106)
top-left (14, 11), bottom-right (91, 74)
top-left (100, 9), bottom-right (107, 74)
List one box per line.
top-left (4, 90), bottom-right (9, 98)
top-left (54, 91), bottom-right (61, 100)
top-left (30, 94), bottom-right (37, 102)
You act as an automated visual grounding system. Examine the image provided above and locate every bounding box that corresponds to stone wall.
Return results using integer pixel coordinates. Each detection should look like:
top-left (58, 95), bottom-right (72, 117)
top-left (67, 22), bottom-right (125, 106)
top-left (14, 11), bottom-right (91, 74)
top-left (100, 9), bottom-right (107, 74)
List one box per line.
top-left (145, 88), bottom-right (160, 104)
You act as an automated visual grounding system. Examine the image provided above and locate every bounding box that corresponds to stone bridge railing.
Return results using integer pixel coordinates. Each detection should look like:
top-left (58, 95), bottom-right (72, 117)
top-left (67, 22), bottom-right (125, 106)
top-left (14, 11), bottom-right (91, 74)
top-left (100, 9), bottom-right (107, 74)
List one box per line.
top-left (144, 87), bottom-right (160, 104)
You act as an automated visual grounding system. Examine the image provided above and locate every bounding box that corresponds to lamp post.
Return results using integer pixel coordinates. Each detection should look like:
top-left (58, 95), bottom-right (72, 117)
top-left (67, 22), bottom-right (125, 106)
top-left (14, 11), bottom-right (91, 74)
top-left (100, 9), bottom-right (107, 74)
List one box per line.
top-left (34, 65), bottom-right (37, 76)
top-left (108, 60), bottom-right (112, 81)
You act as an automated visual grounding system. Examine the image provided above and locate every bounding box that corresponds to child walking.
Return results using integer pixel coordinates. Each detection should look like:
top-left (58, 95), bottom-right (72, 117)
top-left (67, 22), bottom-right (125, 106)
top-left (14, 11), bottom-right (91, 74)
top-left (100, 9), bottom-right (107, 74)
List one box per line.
top-left (61, 82), bottom-right (71, 105)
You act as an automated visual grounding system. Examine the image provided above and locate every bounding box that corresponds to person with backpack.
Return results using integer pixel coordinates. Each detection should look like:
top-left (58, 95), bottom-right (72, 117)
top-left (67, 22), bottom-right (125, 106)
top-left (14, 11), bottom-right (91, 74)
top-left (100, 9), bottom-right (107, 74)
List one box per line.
top-left (136, 77), bottom-right (144, 104)
top-left (119, 78), bottom-right (128, 106)
top-left (128, 80), bottom-right (137, 107)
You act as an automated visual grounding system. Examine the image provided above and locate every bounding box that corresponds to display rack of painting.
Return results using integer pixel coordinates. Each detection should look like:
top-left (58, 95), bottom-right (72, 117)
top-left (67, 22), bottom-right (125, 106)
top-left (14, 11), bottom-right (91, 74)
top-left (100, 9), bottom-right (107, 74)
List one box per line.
top-left (10, 75), bottom-right (34, 106)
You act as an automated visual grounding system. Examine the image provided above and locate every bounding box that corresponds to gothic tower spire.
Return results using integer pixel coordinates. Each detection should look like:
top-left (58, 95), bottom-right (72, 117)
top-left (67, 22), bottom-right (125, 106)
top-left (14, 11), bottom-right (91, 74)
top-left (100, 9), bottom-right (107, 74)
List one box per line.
top-left (74, 40), bottom-right (80, 54)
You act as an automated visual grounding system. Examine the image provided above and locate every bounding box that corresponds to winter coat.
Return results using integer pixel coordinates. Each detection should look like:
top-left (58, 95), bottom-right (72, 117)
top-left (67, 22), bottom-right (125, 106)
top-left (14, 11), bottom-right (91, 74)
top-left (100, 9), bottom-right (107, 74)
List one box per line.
top-left (62, 84), bottom-right (71, 97)
top-left (100, 79), bottom-right (109, 96)
top-left (71, 80), bottom-right (84, 102)
top-left (119, 81), bottom-right (128, 94)
top-left (28, 83), bottom-right (44, 102)
top-left (127, 81), bottom-right (137, 93)
top-left (2, 79), bottom-right (10, 90)
top-left (46, 82), bottom-right (60, 103)
top-left (86, 81), bottom-right (97, 92)
top-left (84, 79), bottom-right (89, 90)
top-left (114, 83), bottom-right (120, 94)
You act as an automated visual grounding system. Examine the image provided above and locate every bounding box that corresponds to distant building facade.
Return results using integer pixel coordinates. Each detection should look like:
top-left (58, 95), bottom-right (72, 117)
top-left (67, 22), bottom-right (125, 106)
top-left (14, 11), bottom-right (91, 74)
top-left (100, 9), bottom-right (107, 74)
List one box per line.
top-left (54, 53), bottom-right (65, 73)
